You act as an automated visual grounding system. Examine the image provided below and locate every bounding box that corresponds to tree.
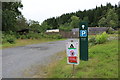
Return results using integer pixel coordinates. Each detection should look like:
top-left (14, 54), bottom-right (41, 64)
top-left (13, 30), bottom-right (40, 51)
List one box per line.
top-left (42, 3), bottom-right (119, 28)
top-left (98, 17), bottom-right (107, 27)
top-left (98, 8), bottom-right (118, 28)
top-left (16, 15), bottom-right (28, 31)
top-left (28, 20), bottom-right (41, 33)
top-left (106, 9), bottom-right (118, 28)
top-left (59, 23), bottom-right (72, 31)
top-left (2, 2), bottom-right (23, 31)
top-left (40, 22), bottom-right (51, 32)
top-left (70, 16), bottom-right (80, 28)
top-left (83, 16), bottom-right (89, 23)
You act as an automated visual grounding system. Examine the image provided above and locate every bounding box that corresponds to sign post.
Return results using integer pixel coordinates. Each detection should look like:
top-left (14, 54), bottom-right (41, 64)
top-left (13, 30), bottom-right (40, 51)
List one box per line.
top-left (79, 22), bottom-right (88, 61)
top-left (66, 41), bottom-right (79, 65)
top-left (66, 40), bottom-right (79, 77)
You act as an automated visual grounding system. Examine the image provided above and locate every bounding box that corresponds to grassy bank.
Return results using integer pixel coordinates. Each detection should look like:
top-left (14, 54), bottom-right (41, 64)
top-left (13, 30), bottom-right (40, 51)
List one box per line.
top-left (44, 40), bottom-right (118, 78)
top-left (0, 38), bottom-right (66, 49)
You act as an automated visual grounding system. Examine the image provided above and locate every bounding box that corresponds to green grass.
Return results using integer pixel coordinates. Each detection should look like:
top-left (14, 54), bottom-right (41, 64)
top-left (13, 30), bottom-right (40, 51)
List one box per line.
top-left (88, 34), bottom-right (118, 38)
top-left (46, 40), bottom-right (118, 78)
top-left (0, 38), bottom-right (66, 49)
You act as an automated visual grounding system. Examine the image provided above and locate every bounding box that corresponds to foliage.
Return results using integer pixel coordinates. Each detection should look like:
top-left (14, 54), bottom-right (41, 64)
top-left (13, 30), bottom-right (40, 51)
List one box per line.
top-left (83, 16), bottom-right (89, 23)
top-left (98, 17), bottom-right (107, 27)
top-left (89, 37), bottom-right (96, 46)
top-left (16, 15), bottom-right (29, 31)
top-left (2, 31), bottom-right (63, 44)
top-left (43, 3), bottom-right (119, 28)
top-left (95, 32), bottom-right (108, 44)
top-left (45, 40), bottom-right (118, 78)
top-left (2, 34), bottom-right (16, 44)
top-left (106, 28), bottom-right (114, 34)
top-left (89, 32), bottom-right (109, 46)
top-left (106, 9), bottom-right (118, 28)
top-left (98, 9), bottom-right (118, 28)
top-left (59, 23), bottom-right (72, 31)
top-left (70, 16), bottom-right (80, 28)
top-left (40, 22), bottom-right (52, 32)
top-left (2, 2), bottom-right (23, 31)
top-left (43, 34), bottom-right (62, 39)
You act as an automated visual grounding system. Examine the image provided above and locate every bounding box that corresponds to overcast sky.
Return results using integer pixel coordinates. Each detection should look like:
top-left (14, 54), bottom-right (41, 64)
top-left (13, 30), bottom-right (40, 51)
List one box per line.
top-left (21, 0), bottom-right (119, 24)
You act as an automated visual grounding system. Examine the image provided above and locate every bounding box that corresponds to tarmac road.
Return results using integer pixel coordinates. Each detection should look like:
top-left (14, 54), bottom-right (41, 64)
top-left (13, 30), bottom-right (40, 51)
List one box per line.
top-left (2, 39), bottom-right (78, 78)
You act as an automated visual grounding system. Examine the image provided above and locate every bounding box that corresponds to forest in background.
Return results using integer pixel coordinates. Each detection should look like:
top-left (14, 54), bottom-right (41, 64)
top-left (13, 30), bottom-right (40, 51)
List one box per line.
top-left (2, 2), bottom-right (120, 33)
top-left (1, 2), bottom-right (120, 44)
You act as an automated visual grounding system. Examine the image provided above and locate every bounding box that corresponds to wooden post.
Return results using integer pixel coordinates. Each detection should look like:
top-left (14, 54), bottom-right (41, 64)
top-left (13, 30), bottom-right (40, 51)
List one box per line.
top-left (72, 64), bottom-right (75, 77)
top-left (71, 39), bottom-right (75, 77)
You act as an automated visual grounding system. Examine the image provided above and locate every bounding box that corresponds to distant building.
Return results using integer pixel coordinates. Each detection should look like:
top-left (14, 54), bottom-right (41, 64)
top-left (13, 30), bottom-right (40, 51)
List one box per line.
top-left (46, 27), bottom-right (114, 38)
top-left (46, 29), bottom-right (59, 32)
top-left (72, 28), bottom-right (79, 32)
top-left (72, 27), bottom-right (110, 35)
top-left (88, 27), bottom-right (109, 34)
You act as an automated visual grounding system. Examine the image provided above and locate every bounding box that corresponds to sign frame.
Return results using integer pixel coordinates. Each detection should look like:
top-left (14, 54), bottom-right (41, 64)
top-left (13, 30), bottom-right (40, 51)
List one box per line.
top-left (66, 42), bottom-right (79, 65)
top-left (79, 22), bottom-right (88, 61)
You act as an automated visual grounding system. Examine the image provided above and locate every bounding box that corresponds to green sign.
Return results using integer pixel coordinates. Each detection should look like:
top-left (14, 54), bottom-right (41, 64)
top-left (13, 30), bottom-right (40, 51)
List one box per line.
top-left (79, 22), bottom-right (88, 61)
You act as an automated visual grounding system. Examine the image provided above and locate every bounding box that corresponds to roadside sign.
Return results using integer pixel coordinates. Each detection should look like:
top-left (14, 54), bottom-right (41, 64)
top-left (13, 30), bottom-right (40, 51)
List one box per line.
top-left (66, 42), bottom-right (79, 65)
top-left (80, 30), bottom-right (87, 37)
top-left (79, 22), bottom-right (88, 61)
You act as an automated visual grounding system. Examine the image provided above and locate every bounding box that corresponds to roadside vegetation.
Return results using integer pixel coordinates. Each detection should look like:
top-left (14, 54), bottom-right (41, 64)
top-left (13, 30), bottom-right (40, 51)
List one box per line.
top-left (32, 33), bottom-right (118, 78)
top-left (1, 2), bottom-right (119, 49)
top-left (1, 1), bottom-right (119, 78)
top-left (15, 31), bottom-right (118, 78)
top-left (1, 32), bottom-right (63, 49)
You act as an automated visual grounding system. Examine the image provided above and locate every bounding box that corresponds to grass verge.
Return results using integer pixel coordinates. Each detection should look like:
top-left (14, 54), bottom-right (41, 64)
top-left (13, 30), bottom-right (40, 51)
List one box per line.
top-left (42, 40), bottom-right (118, 78)
top-left (0, 38), bottom-right (66, 49)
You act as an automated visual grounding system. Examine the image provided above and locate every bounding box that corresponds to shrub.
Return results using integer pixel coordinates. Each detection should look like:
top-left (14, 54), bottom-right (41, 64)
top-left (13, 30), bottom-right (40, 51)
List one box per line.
top-left (118, 30), bottom-right (120, 34)
top-left (44, 34), bottom-right (62, 39)
top-left (2, 34), bottom-right (7, 43)
top-left (20, 35), bottom-right (27, 39)
top-left (2, 34), bottom-right (16, 44)
top-left (106, 28), bottom-right (114, 34)
top-left (89, 37), bottom-right (96, 43)
top-left (19, 32), bottom-right (43, 39)
top-left (89, 37), bottom-right (96, 46)
top-left (113, 30), bottom-right (118, 34)
top-left (95, 32), bottom-right (108, 44)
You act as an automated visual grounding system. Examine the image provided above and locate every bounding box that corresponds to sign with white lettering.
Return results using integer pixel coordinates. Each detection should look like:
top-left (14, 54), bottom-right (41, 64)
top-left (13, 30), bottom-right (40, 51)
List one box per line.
top-left (80, 30), bottom-right (87, 37)
top-left (79, 22), bottom-right (88, 61)
top-left (66, 42), bottom-right (79, 65)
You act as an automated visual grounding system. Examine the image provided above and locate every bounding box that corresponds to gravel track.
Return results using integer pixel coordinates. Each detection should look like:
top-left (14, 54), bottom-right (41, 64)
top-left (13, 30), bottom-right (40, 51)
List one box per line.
top-left (2, 40), bottom-right (73, 78)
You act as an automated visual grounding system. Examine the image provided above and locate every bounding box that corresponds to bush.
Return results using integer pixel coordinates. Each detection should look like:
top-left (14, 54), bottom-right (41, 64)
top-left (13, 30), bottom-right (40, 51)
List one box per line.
top-left (95, 32), bottom-right (108, 44)
top-left (19, 32), bottom-right (43, 39)
top-left (112, 30), bottom-right (118, 34)
top-left (20, 35), bottom-right (27, 39)
top-left (89, 37), bottom-right (96, 43)
top-left (2, 34), bottom-right (16, 44)
top-left (89, 37), bottom-right (96, 46)
top-left (50, 34), bottom-right (62, 39)
top-left (106, 28), bottom-right (114, 34)
top-left (43, 34), bottom-right (62, 39)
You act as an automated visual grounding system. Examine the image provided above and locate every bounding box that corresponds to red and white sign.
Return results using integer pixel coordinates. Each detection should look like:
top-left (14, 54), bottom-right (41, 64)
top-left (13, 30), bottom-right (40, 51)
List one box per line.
top-left (66, 42), bottom-right (79, 65)
top-left (68, 56), bottom-right (77, 63)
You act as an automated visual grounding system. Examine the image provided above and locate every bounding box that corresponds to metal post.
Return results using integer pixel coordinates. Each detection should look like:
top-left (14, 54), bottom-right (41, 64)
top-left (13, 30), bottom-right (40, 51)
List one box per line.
top-left (71, 40), bottom-right (75, 77)
top-left (72, 64), bottom-right (75, 77)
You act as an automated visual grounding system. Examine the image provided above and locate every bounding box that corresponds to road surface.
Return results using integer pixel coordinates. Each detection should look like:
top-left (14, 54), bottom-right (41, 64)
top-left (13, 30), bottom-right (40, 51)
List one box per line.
top-left (2, 39), bottom-right (78, 78)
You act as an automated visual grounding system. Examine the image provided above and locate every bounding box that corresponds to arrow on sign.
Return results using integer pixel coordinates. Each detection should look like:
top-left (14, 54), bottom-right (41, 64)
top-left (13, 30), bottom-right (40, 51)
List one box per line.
top-left (82, 25), bottom-right (85, 29)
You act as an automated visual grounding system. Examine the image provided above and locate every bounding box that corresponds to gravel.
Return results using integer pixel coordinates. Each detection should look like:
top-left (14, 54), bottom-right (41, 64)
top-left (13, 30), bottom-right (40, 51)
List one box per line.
top-left (2, 39), bottom-right (78, 78)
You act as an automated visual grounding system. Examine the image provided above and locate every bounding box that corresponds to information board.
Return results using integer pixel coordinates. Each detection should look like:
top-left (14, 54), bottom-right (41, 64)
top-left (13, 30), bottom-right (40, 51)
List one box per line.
top-left (66, 42), bottom-right (79, 65)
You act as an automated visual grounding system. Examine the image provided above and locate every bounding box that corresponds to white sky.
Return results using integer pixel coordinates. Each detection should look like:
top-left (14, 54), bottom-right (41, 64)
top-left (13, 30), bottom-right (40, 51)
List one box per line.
top-left (21, 0), bottom-right (119, 24)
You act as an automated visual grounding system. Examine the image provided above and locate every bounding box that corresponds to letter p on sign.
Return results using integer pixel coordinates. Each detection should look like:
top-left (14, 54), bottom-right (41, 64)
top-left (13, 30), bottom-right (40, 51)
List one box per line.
top-left (80, 30), bottom-right (87, 37)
